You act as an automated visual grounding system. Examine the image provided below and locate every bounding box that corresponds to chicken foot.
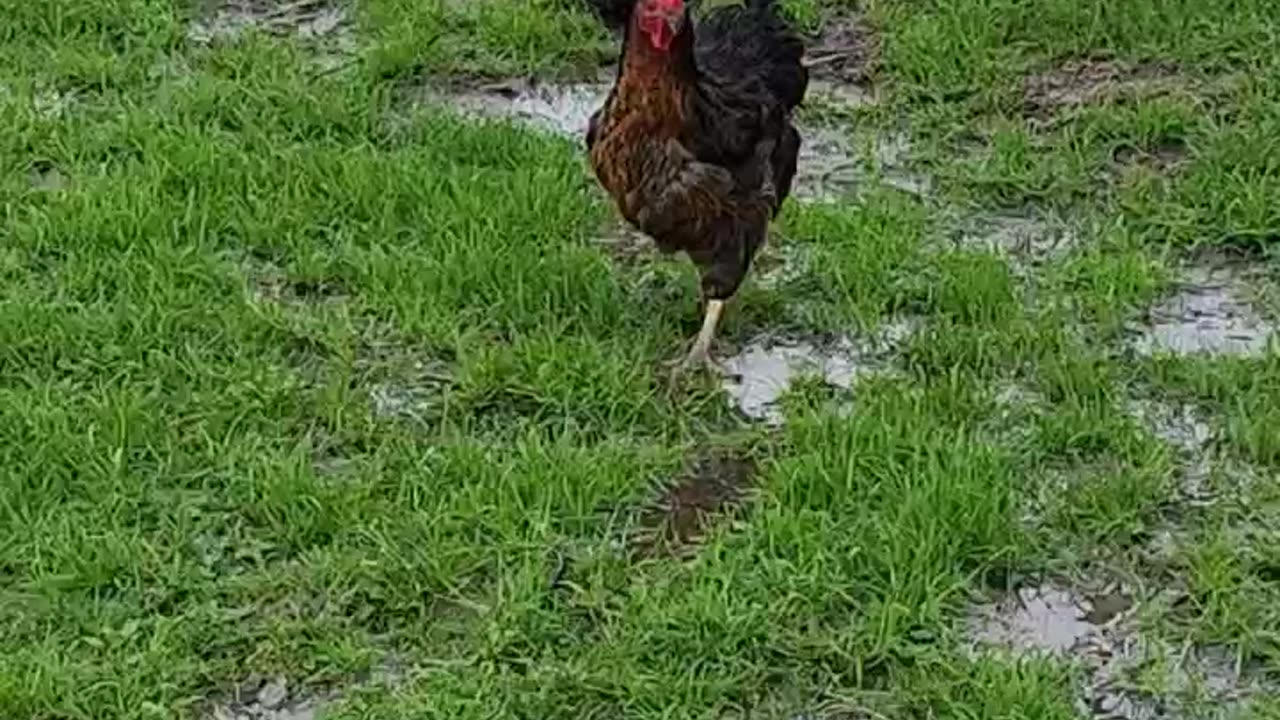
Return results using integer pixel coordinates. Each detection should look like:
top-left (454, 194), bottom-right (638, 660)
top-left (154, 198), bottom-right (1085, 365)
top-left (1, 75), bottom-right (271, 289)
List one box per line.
top-left (668, 298), bottom-right (734, 381)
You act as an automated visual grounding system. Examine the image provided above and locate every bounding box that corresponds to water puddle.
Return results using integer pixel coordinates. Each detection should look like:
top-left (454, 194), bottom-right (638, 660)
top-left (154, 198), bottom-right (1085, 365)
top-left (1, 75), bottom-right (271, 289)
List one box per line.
top-left (969, 582), bottom-right (1273, 718)
top-left (968, 584), bottom-right (1128, 654)
top-left (721, 319), bottom-right (915, 424)
top-left (1113, 139), bottom-right (1188, 175)
top-left (805, 78), bottom-right (875, 108)
top-left (347, 331), bottom-right (454, 424)
top-left (1131, 257), bottom-right (1275, 358)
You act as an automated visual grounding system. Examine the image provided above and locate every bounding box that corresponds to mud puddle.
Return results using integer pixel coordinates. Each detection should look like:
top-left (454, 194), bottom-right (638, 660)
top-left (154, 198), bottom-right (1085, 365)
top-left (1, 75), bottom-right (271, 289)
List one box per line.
top-left (1130, 256), bottom-right (1275, 358)
top-left (418, 78), bottom-right (917, 202)
top-left (721, 319), bottom-right (915, 424)
top-left (630, 451), bottom-right (756, 559)
top-left (969, 582), bottom-right (1270, 719)
top-left (188, 0), bottom-right (352, 45)
top-left (968, 583), bottom-right (1133, 654)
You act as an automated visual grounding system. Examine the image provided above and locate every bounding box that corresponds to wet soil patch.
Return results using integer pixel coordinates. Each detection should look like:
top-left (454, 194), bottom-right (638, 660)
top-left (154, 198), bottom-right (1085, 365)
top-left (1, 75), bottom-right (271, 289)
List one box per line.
top-left (188, 0), bottom-right (351, 44)
top-left (206, 674), bottom-right (329, 720)
top-left (1127, 398), bottom-right (1221, 509)
top-left (206, 660), bottom-right (406, 720)
top-left (355, 332), bottom-right (454, 424)
top-left (1129, 253), bottom-right (1276, 358)
top-left (721, 319), bottom-right (916, 425)
top-left (630, 450), bottom-right (756, 560)
top-left (968, 580), bottom-right (1272, 718)
top-left (245, 258), bottom-right (350, 307)
top-left (1112, 139), bottom-right (1189, 175)
top-left (802, 12), bottom-right (880, 89)
top-left (1024, 60), bottom-right (1185, 120)
top-left (946, 208), bottom-right (1080, 266)
top-left (793, 126), bottom-right (929, 201)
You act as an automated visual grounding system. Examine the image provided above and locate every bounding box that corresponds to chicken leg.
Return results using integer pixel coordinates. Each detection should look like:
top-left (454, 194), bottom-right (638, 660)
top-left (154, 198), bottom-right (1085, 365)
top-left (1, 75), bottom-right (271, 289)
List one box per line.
top-left (668, 298), bottom-right (728, 380)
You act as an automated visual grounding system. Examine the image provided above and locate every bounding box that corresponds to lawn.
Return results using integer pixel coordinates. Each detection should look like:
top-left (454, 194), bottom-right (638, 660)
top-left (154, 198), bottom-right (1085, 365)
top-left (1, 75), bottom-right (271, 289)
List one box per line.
top-left (1, 0), bottom-right (1278, 718)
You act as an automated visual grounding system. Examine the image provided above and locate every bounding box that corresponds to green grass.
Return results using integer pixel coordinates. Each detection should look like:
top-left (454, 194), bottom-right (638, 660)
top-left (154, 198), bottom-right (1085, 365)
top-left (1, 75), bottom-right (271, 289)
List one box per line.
top-left (2, 0), bottom-right (1279, 718)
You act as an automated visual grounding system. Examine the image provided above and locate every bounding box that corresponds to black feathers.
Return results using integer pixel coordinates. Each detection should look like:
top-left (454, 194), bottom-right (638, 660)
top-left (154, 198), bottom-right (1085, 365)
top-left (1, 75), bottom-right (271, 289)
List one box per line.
top-left (578, 0), bottom-right (634, 31)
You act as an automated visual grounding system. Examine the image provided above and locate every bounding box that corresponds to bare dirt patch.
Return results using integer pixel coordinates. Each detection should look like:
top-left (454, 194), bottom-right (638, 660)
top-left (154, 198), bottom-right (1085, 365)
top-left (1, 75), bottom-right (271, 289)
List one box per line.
top-left (968, 581), bottom-right (1272, 719)
top-left (188, 0), bottom-right (351, 44)
top-left (630, 450), bottom-right (756, 559)
top-left (1130, 254), bottom-right (1276, 358)
top-left (720, 319), bottom-right (916, 424)
top-left (1024, 60), bottom-right (1185, 119)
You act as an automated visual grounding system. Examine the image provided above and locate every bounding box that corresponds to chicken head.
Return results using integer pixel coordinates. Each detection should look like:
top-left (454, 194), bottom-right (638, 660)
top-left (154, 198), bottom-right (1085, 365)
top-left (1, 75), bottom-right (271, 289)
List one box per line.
top-left (636, 0), bottom-right (685, 51)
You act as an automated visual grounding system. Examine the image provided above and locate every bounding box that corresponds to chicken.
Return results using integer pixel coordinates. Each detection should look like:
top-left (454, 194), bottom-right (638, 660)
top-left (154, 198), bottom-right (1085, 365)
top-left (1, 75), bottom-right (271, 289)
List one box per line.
top-left (584, 0), bottom-right (808, 378)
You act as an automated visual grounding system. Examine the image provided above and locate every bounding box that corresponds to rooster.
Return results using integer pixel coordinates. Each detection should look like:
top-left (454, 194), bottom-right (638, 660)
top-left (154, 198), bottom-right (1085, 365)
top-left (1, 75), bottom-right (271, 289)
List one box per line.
top-left (584, 0), bottom-right (808, 378)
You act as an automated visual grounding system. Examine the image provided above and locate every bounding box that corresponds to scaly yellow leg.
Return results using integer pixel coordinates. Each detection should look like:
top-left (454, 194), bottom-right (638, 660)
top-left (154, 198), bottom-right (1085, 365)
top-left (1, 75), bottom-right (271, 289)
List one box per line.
top-left (668, 299), bottom-right (728, 380)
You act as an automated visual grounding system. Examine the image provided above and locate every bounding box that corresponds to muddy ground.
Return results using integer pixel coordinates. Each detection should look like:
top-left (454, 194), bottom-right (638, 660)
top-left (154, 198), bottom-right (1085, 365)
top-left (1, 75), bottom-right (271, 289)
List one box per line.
top-left (179, 3), bottom-right (1280, 719)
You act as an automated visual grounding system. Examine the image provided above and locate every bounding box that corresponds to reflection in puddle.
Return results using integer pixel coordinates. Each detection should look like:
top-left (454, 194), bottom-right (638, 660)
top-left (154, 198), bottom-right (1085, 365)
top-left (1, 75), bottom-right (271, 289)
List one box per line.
top-left (1132, 260), bottom-right (1275, 357)
top-left (720, 320), bottom-right (914, 424)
